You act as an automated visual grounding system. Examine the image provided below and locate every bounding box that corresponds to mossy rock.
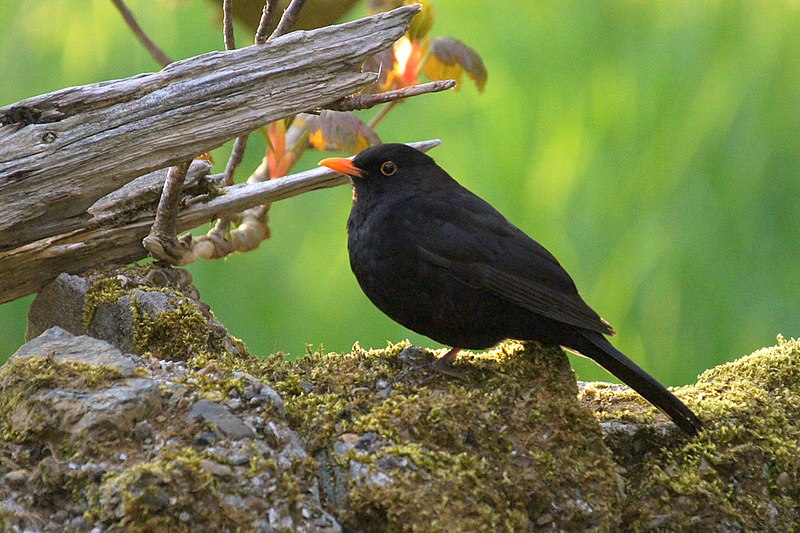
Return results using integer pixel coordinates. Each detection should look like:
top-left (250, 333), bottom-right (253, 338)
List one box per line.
top-left (4, 266), bottom-right (800, 531)
top-left (263, 342), bottom-right (625, 531)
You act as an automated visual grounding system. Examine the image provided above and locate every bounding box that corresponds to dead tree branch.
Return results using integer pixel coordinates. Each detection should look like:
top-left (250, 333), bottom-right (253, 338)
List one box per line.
top-left (0, 5), bottom-right (429, 303)
top-left (0, 5), bottom-right (420, 251)
top-left (255, 0), bottom-right (280, 44)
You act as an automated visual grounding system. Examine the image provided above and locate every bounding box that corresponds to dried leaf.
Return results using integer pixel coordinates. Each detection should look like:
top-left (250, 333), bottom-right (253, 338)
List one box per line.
top-left (363, 49), bottom-right (396, 92)
top-left (303, 111), bottom-right (381, 154)
top-left (407, 0), bottom-right (436, 41)
top-left (425, 37), bottom-right (488, 92)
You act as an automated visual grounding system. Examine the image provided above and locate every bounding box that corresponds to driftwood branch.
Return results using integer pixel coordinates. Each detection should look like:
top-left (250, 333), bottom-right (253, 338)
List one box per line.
top-left (0, 139), bottom-right (440, 304)
top-left (0, 4), bottom-right (436, 304)
top-left (0, 5), bottom-right (419, 251)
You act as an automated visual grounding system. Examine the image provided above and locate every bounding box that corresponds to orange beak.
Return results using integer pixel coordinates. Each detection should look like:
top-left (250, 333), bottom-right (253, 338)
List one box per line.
top-left (318, 157), bottom-right (365, 178)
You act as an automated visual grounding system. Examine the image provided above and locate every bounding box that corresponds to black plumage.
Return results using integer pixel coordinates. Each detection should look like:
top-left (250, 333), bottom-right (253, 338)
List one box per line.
top-left (319, 143), bottom-right (701, 435)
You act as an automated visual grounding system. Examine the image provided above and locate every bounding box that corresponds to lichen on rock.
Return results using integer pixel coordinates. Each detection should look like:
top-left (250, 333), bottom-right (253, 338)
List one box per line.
top-left (616, 335), bottom-right (800, 531)
top-left (2, 266), bottom-right (800, 532)
top-left (264, 342), bottom-right (625, 531)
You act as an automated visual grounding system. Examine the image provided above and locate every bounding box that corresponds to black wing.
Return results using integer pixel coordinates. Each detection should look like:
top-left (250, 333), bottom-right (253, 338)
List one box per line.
top-left (404, 188), bottom-right (614, 336)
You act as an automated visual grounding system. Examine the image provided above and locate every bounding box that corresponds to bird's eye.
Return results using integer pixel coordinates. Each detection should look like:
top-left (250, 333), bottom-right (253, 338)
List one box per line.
top-left (380, 161), bottom-right (397, 176)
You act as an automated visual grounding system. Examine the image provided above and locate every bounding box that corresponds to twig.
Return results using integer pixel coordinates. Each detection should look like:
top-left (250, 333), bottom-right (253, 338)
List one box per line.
top-left (223, 135), bottom-right (249, 186)
top-left (110, 0), bottom-right (171, 67)
top-left (213, 0), bottom-right (305, 252)
top-left (223, 0), bottom-right (236, 50)
top-left (221, 0), bottom-right (247, 189)
top-left (270, 0), bottom-right (308, 40)
top-left (148, 161), bottom-right (192, 239)
top-left (143, 161), bottom-right (193, 264)
top-left (255, 0), bottom-right (280, 45)
top-left (215, 133), bottom-right (249, 233)
top-left (332, 79), bottom-right (456, 112)
top-left (368, 100), bottom-right (397, 129)
top-left (188, 140), bottom-right (442, 222)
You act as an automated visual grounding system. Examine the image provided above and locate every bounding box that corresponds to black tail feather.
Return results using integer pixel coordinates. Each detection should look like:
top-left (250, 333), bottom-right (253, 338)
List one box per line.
top-left (571, 331), bottom-right (702, 436)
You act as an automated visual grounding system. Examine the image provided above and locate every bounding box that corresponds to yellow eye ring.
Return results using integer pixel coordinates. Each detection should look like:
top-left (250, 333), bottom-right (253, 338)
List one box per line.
top-left (380, 161), bottom-right (397, 176)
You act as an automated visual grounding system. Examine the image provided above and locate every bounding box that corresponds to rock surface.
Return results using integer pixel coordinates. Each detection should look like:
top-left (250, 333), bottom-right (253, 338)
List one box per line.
top-left (1, 265), bottom-right (799, 532)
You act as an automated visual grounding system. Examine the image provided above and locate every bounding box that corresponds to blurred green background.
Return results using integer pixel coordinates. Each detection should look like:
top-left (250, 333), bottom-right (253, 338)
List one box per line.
top-left (1, 0), bottom-right (799, 386)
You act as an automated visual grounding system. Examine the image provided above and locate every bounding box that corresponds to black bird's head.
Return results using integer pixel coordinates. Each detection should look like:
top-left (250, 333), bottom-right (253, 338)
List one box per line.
top-left (319, 143), bottom-right (452, 198)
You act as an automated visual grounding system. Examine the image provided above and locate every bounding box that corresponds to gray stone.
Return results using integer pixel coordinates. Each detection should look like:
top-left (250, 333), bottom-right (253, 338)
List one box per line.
top-left (134, 419), bottom-right (154, 442)
top-left (87, 294), bottom-right (136, 354)
top-left (87, 289), bottom-right (179, 354)
top-left (233, 372), bottom-right (286, 417)
top-left (4, 267), bottom-right (343, 533)
top-left (200, 459), bottom-right (234, 478)
top-left (7, 327), bottom-right (161, 444)
top-left (130, 288), bottom-right (175, 316)
top-left (228, 454), bottom-right (250, 466)
top-left (258, 384), bottom-right (286, 418)
top-left (10, 377), bottom-right (162, 443)
top-left (26, 273), bottom-right (90, 341)
top-left (186, 399), bottom-right (255, 440)
top-left (13, 326), bottom-right (138, 377)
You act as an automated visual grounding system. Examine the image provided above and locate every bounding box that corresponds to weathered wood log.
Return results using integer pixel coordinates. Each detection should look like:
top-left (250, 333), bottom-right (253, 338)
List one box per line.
top-left (0, 139), bottom-right (440, 305)
top-left (0, 5), bottom-right (422, 304)
top-left (0, 5), bottom-right (418, 251)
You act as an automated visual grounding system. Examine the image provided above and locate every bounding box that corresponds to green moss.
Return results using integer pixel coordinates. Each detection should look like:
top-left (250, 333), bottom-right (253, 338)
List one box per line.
top-left (131, 291), bottom-right (211, 361)
top-left (88, 446), bottom-right (248, 532)
top-left (81, 264), bottom-right (159, 331)
top-left (82, 276), bottom-right (127, 330)
top-left (0, 355), bottom-right (124, 442)
top-left (262, 341), bottom-right (624, 531)
top-left (81, 265), bottom-right (236, 363)
top-left (86, 443), bottom-right (321, 532)
top-left (621, 335), bottom-right (800, 530)
top-left (11, 264), bottom-right (800, 530)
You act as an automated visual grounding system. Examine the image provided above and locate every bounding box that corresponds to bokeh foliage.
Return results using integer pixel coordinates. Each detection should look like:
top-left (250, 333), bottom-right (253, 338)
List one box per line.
top-left (1, 0), bottom-right (798, 386)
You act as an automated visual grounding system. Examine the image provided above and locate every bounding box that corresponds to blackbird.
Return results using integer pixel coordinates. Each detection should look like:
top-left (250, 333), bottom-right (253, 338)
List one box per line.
top-left (319, 144), bottom-right (702, 435)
